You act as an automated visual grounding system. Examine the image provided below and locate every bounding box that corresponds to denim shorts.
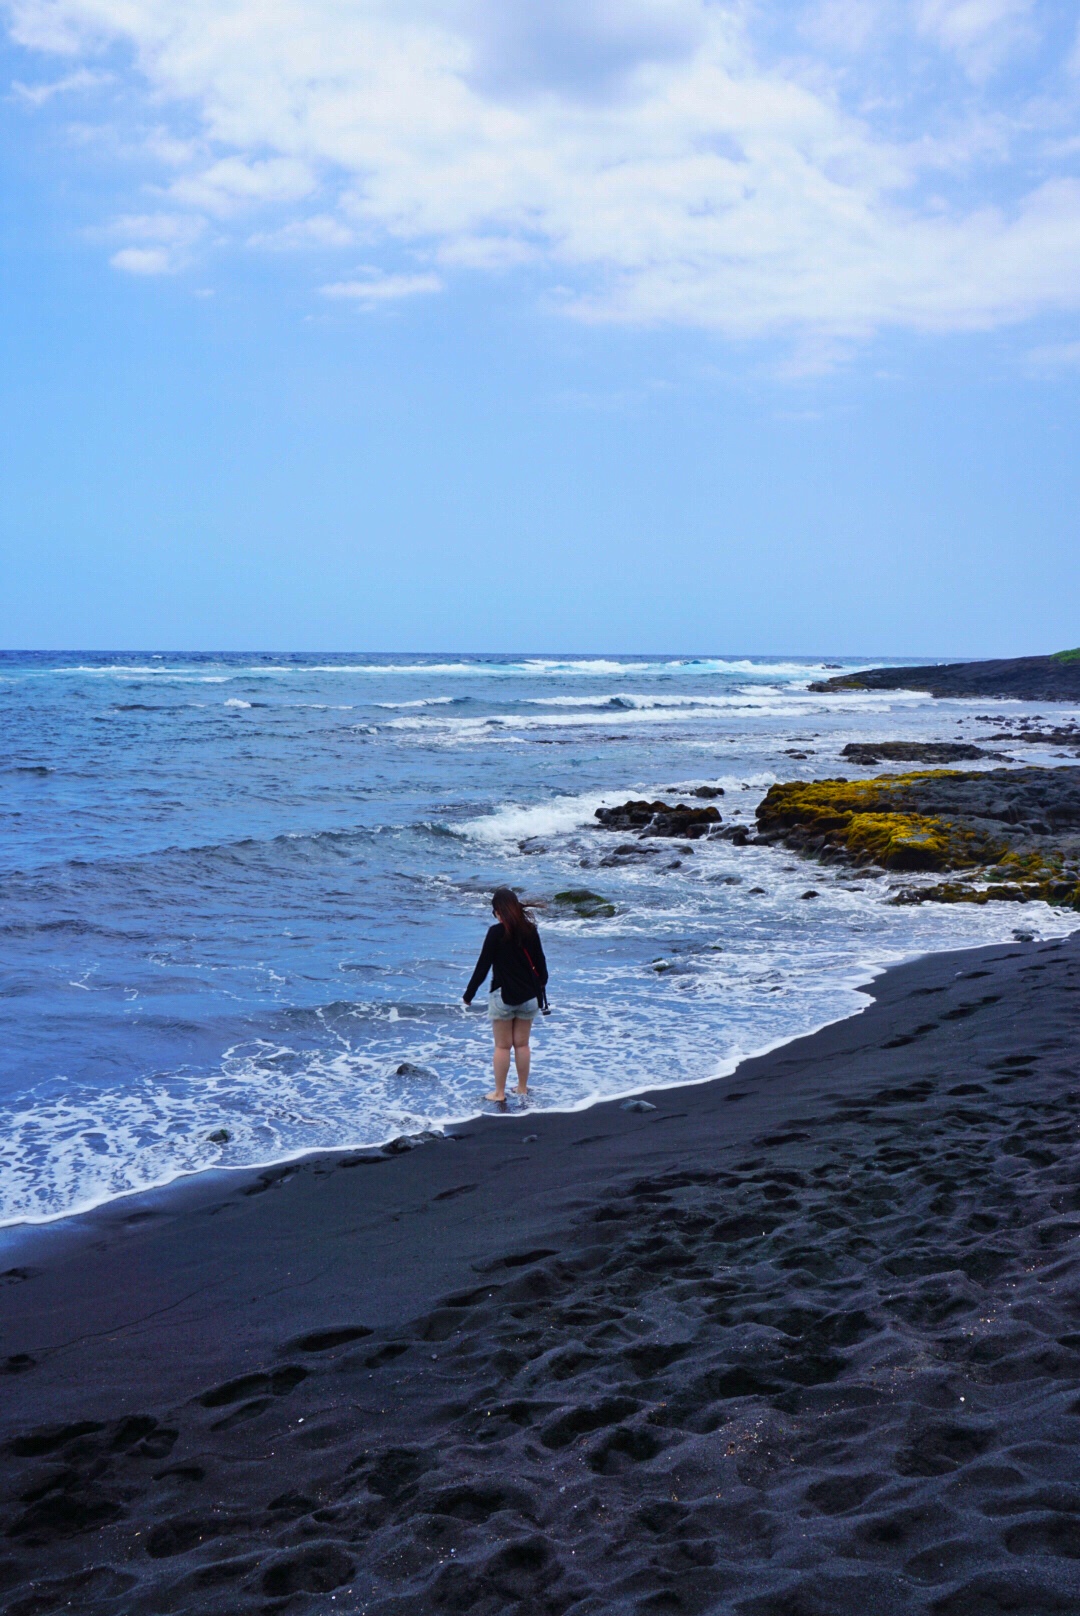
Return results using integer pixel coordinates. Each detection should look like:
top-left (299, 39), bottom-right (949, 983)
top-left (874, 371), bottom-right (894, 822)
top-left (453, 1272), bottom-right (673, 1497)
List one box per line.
top-left (488, 991), bottom-right (539, 1021)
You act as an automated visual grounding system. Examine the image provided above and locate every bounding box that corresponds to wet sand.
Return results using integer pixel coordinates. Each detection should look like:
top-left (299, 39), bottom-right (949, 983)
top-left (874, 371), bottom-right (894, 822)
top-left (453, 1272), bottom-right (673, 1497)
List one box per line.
top-left (2, 934), bottom-right (1080, 1614)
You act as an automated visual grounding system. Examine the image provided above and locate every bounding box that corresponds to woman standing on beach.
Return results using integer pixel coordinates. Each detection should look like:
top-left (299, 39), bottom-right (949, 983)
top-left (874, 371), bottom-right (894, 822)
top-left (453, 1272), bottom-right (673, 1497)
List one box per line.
top-left (463, 888), bottom-right (548, 1102)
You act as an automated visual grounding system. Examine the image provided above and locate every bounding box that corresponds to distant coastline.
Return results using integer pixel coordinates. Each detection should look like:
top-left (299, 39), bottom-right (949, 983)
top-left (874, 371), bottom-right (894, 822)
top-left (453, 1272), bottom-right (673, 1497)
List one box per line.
top-left (811, 649), bottom-right (1080, 701)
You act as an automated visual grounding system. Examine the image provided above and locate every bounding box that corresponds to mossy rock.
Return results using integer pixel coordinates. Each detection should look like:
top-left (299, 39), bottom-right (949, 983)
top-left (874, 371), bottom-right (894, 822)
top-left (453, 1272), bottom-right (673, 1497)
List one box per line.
top-left (843, 811), bottom-right (975, 872)
top-left (756, 773), bottom-right (1007, 873)
top-left (895, 875), bottom-right (1080, 909)
top-left (552, 889), bottom-right (617, 919)
top-left (1052, 648), bottom-right (1080, 664)
top-left (756, 766), bottom-right (1080, 907)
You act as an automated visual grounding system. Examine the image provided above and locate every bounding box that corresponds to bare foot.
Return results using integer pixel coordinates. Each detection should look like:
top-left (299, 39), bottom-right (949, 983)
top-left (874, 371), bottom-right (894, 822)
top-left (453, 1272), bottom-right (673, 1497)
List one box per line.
top-left (484, 1091), bottom-right (506, 1103)
top-left (515, 1086), bottom-right (528, 1097)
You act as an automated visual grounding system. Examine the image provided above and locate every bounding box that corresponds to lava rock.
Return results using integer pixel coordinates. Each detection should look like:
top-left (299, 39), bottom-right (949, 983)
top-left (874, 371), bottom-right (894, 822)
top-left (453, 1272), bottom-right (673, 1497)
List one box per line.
top-left (551, 889), bottom-right (616, 918)
top-left (756, 766), bottom-right (1080, 909)
top-left (595, 801), bottom-right (721, 839)
top-left (810, 652), bottom-right (1080, 702)
top-left (842, 742), bottom-right (1004, 766)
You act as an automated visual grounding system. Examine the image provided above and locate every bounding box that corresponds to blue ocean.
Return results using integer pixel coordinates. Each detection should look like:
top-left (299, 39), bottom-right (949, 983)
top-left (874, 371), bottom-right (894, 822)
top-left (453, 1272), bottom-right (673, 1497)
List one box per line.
top-left (2, 652), bottom-right (1074, 1226)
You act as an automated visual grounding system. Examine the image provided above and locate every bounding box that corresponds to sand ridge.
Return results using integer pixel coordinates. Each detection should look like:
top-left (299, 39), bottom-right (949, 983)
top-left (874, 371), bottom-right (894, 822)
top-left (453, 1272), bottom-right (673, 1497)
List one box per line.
top-left (2, 937), bottom-right (1080, 1613)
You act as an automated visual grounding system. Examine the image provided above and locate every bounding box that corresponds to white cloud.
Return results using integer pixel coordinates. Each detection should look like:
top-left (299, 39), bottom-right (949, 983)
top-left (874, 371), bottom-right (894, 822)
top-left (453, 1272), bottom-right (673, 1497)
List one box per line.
top-left (108, 210), bottom-right (202, 242)
top-left (1025, 336), bottom-right (1080, 369)
top-left (248, 213), bottom-right (355, 250)
top-left (914, 0), bottom-right (1037, 79)
top-left (321, 271), bottom-right (443, 306)
top-left (110, 245), bottom-right (172, 273)
top-left (100, 208), bottom-right (205, 272)
top-left (169, 156), bottom-right (315, 216)
top-left (10, 65), bottom-right (110, 102)
top-left (5, 0), bottom-right (1080, 348)
top-left (802, 0), bottom-right (891, 55)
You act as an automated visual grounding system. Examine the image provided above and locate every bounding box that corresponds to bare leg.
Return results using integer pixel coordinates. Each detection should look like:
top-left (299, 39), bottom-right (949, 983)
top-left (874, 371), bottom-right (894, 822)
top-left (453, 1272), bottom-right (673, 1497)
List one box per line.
top-left (512, 1018), bottom-right (531, 1094)
top-left (487, 1019), bottom-right (513, 1102)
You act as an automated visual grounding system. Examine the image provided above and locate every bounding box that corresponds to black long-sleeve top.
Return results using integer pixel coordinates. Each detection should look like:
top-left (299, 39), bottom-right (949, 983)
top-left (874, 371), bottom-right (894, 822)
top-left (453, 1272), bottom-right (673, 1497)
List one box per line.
top-left (464, 923), bottom-right (548, 1006)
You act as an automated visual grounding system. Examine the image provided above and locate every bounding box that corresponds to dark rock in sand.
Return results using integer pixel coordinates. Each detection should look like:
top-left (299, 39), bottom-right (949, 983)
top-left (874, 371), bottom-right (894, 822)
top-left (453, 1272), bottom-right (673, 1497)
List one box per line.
top-left (595, 799), bottom-right (722, 838)
top-left (810, 650), bottom-right (1080, 701)
top-left (842, 741), bottom-right (1004, 766)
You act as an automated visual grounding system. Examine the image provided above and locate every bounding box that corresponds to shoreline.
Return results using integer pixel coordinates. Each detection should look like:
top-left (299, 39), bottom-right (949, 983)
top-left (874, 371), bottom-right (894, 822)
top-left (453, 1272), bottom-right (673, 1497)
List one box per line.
top-left (3, 938), bottom-right (1006, 1393)
top-left (3, 919), bottom-right (1070, 1242)
top-left (0, 988), bottom-right (884, 1243)
top-left (4, 932), bottom-right (1080, 1613)
top-left (809, 650), bottom-right (1080, 700)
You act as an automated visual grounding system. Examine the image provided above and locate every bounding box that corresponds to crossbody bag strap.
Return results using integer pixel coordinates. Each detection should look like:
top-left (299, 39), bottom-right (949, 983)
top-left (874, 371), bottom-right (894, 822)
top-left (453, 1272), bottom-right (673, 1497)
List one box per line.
top-left (520, 943), bottom-right (548, 1011)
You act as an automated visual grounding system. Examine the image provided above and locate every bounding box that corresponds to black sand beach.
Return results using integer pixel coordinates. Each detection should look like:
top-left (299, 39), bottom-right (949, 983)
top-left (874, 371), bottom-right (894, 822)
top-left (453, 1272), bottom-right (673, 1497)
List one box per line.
top-left (3, 934), bottom-right (1080, 1614)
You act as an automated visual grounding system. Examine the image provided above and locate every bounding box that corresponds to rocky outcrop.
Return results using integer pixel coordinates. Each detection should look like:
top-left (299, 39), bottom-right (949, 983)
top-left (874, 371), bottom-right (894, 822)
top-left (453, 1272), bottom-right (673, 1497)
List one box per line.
top-left (755, 766), bottom-right (1080, 908)
top-left (841, 741), bottom-right (1003, 766)
top-left (551, 889), bottom-right (617, 918)
top-left (594, 800), bottom-right (722, 839)
top-left (982, 717), bottom-right (1080, 754)
top-left (810, 651), bottom-right (1080, 701)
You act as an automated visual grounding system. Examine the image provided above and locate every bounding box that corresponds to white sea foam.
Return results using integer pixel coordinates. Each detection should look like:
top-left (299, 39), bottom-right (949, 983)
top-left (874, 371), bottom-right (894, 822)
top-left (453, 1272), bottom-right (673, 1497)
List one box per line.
top-left (224, 698), bottom-right (252, 708)
top-left (384, 688), bottom-right (931, 740)
top-left (301, 662), bottom-right (490, 675)
top-left (459, 790), bottom-right (617, 844)
top-left (525, 692), bottom-right (840, 711)
top-left (51, 666), bottom-right (233, 681)
top-left (454, 769), bottom-right (827, 844)
top-left (29, 656), bottom-right (890, 685)
top-left (6, 654), bottom-right (1076, 1229)
top-left (660, 658), bottom-right (848, 677)
top-left (375, 696), bottom-right (459, 708)
top-left (3, 887), bottom-right (1073, 1227)
top-left (526, 693), bottom-right (745, 709)
top-left (300, 659), bottom-right (662, 677)
top-left (520, 658), bottom-right (661, 675)
top-left (386, 706), bottom-right (768, 735)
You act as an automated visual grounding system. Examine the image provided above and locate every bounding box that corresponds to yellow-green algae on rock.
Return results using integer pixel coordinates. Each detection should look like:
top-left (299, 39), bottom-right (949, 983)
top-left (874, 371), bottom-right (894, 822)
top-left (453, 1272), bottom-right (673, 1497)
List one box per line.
top-left (756, 770), bottom-right (1080, 909)
top-left (757, 773), bottom-right (1002, 872)
top-left (910, 848), bottom-right (1080, 910)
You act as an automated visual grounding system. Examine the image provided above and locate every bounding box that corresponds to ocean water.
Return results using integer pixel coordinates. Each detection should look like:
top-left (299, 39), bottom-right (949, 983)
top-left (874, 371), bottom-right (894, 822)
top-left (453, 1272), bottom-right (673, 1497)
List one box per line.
top-left (2, 651), bottom-right (1076, 1227)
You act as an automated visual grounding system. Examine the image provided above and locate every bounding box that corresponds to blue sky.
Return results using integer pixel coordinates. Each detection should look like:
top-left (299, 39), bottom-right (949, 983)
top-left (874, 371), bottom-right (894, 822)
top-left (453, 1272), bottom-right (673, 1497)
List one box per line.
top-left (2, 0), bottom-right (1080, 655)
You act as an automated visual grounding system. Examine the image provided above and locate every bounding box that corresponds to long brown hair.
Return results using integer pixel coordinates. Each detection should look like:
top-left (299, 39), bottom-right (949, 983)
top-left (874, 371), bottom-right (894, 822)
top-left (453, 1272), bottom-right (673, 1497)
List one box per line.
top-left (491, 887), bottom-right (536, 947)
